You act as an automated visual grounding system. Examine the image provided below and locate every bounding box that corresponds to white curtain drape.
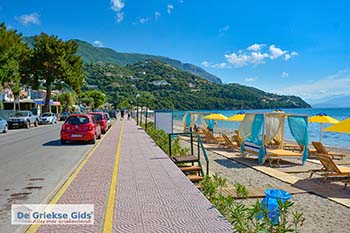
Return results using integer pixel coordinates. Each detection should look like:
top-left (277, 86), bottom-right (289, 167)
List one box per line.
top-left (239, 114), bottom-right (255, 141)
top-left (265, 113), bottom-right (285, 148)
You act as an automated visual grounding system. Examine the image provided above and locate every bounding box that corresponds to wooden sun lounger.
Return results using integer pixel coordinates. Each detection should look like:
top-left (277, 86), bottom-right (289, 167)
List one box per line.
top-left (309, 153), bottom-right (350, 187)
top-left (202, 129), bottom-right (225, 145)
top-left (265, 149), bottom-right (303, 167)
top-left (222, 134), bottom-right (239, 150)
top-left (312, 141), bottom-right (345, 160)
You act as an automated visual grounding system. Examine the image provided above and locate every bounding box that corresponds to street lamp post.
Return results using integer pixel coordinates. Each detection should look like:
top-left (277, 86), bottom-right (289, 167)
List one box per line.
top-left (140, 106), bottom-right (143, 126)
top-left (136, 94), bottom-right (140, 125)
top-left (145, 104), bottom-right (148, 130)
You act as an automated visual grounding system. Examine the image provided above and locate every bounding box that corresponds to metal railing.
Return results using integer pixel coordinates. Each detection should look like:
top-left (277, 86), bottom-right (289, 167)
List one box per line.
top-left (168, 131), bottom-right (209, 176)
top-left (197, 135), bottom-right (209, 176)
top-left (168, 132), bottom-right (194, 157)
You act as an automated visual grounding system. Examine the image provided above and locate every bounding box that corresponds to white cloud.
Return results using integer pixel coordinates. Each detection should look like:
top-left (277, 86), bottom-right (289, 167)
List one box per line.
top-left (284, 54), bottom-right (291, 61)
top-left (281, 72), bottom-right (289, 78)
top-left (110, 0), bottom-right (125, 22)
top-left (110, 0), bottom-right (125, 12)
top-left (212, 43), bottom-right (298, 68)
top-left (154, 11), bottom-right (161, 20)
top-left (276, 71), bottom-right (350, 101)
top-left (284, 51), bottom-right (298, 61)
top-left (247, 43), bottom-right (265, 51)
top-left (224, 53), bottom-right (250, 67)
top-left (245, 77), bottom-right (257, 82)
top-left (212, 62), bottom-right (228, 69)
top-left (224, 51), bottom-right (268, 67)
top-left (93, 41), bottom-right (104, 47)
top-left (167, 4), bottom-right (174, 15)
top-left (139, 17), bottom-right (150, 24)
top-left (250, 52), bottom-right (269, 65)
top-left (116, 12), bottom-right (124, 22)
top-left (269, 44), bottom-right (287, 60)
top-left (201, 61), bottom-right (209, 67)
top-left (15, 13), bottom-right (40, 26)
top-left (220, 25), bottom-right (230, 32)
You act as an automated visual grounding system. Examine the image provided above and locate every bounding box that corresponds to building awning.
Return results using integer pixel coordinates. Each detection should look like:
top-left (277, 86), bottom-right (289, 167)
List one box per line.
top-left (34, 99), bottom-right (54, 105)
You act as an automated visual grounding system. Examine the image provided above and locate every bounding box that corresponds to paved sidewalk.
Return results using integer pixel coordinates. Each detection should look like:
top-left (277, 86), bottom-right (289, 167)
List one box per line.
top-left (29, 120), bottom-right (232, 233)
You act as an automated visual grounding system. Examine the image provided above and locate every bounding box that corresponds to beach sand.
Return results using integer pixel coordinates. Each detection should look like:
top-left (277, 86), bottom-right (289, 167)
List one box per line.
top-left (173, 120), bottom-right (350, 233)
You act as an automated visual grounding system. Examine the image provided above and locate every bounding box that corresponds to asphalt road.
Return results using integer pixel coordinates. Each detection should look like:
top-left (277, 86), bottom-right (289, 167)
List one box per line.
top-left (0, 122), bottom-right (95, 232)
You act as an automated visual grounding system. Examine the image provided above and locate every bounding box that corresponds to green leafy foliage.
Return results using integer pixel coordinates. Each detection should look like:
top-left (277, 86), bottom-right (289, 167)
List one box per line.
top-left (234, 182), bottom-right (249, 199)
top-left (58, 91), bottom-right (77, 112)
top-left (145, 122), bottom-right (189, 156)
top-left (83, 60), bottom-right (311, 110)
top-left (80, 90), bottom-right (106, 110)
top-left (0, 23), bottom-right (29, 95)
top-left (25, 33), bottom-right (83, 112)
top-left (200, 174), bottom-right (305, 233)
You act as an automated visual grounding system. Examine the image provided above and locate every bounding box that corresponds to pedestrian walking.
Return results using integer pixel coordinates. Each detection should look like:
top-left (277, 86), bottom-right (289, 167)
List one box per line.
top-left (120, 110), bottom-right (124, 120)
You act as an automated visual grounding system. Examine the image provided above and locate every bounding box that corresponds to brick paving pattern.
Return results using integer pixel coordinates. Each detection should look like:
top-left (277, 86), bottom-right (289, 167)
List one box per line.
top-left (33, 120), bottom-right (232, 232)
top-left (113, 120), bottom-right (231, 232)
top-left (36, 122), bottom-right (121, 233)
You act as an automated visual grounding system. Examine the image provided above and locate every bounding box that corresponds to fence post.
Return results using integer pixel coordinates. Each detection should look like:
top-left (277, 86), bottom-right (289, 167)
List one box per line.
top-left (168, 134), bottom-right (172, 158)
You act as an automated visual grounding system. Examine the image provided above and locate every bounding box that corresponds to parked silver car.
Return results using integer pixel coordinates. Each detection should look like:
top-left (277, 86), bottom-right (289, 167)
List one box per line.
top-left (39, 112), bottom-right (57, 124)
top-left (0, 117), bottom-right (8, 133)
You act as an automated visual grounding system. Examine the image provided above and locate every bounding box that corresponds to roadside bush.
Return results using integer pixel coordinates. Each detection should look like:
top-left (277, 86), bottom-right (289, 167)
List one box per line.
top-left (200, 174), bottom-right (305, 233)
top-left (144, 122), bottom-right (189, 156)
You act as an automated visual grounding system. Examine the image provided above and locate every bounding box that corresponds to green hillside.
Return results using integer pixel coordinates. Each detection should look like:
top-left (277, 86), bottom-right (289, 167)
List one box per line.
top-left (75, 40), bottom-right (222, 84)
top-left (23, 36), bottom-right (222, 84)
top-left (82, 60), bottom-right (311, 110)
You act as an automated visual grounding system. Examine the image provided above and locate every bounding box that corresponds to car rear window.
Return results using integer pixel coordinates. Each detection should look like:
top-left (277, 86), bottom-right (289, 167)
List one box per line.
top-left (93, 114), bottom-right (102, 121)
top-left (66, 116), bottom-right (89, 125)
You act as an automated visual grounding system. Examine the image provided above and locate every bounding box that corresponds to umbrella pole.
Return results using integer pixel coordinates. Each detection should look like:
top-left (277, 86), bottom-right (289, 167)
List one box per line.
top-left (320, 123), bottom-right (323, 142)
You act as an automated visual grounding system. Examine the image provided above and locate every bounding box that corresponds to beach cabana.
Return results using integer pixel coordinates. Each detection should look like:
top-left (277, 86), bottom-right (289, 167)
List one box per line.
top-left (182, 111), bottom-right (212, 132)
top-left (239, 112), bottom-right (309, 165)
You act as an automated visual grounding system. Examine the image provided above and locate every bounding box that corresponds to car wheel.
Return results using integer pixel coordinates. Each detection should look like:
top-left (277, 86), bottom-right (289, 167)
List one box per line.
top-left (3, 125), bottom-right (8, 133)
top-left (61, 139), bottom-right (66, 144)
top-left (97, 133), bottom-right (102, 139)
top-left (26, 121), bottom-right (30, 128)
top-left (90, 135), bottom-right (97, 144)
top-left (102, 129), bottom-right (106, 134)
top-left (34, 120), bottom-right (38, 127)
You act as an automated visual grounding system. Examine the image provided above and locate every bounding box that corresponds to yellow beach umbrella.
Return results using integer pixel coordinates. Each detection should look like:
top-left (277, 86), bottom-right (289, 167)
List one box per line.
top-left (203, 113), bottom-right (227, 134)
top-left (309, 113), bottom-right (339, 141)
top-left (226, 112), bottom-right (245, 122)
top-left (203, 113), bottom-right (228, 121)
top-left (324, 118), bottom-right (350, 134)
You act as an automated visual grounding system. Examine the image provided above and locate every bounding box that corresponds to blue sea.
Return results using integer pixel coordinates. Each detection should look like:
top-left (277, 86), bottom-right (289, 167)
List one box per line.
top-left (173, 108), bottom-right (350, 148)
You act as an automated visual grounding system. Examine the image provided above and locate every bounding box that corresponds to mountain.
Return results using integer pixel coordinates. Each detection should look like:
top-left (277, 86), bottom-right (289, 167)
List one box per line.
top-left (311, 95), bottom-right (350, 108)
top-left (22, 36), bottom-right (222, 84)
top-left (82, 60), bottom-right (311, 110)
top-left (75, 40), bottom-right (222, 84)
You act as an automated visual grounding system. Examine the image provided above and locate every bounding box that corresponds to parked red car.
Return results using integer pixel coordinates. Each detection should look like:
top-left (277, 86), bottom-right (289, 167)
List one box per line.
top-left (60, 114), bottom-right (101, 144)
top-left (89, 112), bottom-right (108, 134)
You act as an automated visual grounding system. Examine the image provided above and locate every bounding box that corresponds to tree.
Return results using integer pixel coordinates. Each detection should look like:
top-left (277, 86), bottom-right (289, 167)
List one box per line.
top-left (58, 91), bottom-right (77, 112)
top-left (82, 90), bottom-right (106, 110)
top-left (28, 33), bottom-right (83, 112)
top-left (0, 23), bottom-right (29, 106)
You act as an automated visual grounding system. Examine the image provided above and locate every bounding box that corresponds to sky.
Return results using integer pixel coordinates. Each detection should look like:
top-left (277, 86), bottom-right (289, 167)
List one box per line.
top-left (1, 0), bottom-right (350, 104)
